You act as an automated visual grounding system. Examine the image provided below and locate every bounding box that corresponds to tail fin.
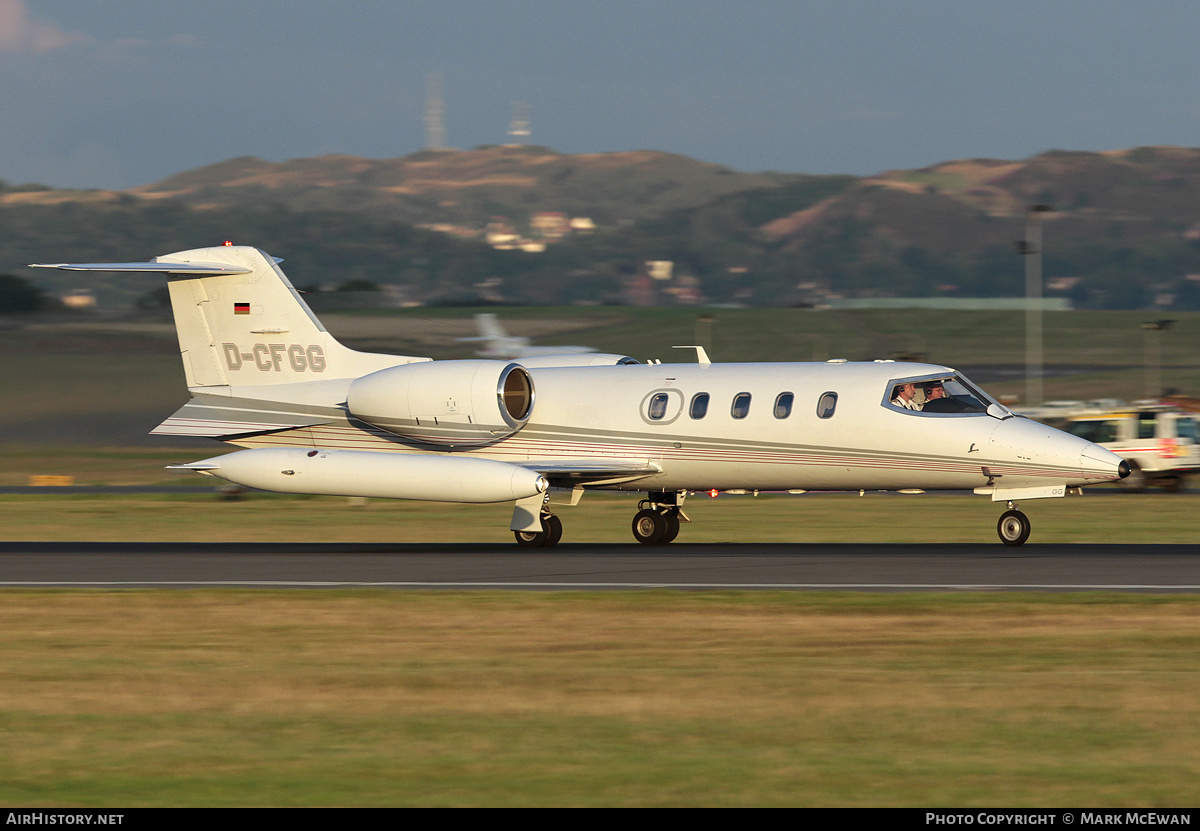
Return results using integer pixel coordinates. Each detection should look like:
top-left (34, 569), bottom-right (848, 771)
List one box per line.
top-left (33, 245), bottom-right (428, 388)
top-left (475, 313), bottom-right (511, 341)
top-left (473, 312), bottom-right (528, 356)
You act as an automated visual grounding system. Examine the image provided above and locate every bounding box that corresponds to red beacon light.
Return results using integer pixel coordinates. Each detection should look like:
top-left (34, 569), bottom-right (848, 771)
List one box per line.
top-left (223, 240), bottom-right (233, 246)
top-left (708, 489), bottom-right (719, 498)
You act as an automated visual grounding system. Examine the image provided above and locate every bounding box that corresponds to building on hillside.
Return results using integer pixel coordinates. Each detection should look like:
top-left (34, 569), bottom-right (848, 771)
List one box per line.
top-left (531, 212), bottom-right (570, 238)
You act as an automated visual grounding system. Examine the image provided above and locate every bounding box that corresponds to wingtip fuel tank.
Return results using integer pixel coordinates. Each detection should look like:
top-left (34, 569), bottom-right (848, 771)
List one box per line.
top-left (187, 448), bottom-right (548, 504)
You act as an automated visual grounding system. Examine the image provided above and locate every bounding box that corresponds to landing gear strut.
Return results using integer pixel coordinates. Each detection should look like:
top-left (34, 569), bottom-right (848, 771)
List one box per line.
top-left (631, 491), bottom-right (687, 545)
top-left (997, 503), bottom-right (1031, 547)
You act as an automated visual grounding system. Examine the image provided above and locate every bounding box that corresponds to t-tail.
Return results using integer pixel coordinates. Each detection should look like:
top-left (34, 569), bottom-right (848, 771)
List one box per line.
top-left (32, 244), bottom-right (428, 390)
top-left (30, 245), bottom-right (428, 440)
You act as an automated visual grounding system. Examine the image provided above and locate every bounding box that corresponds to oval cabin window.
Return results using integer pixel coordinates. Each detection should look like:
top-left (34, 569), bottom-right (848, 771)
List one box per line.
top-left (774, 392), bottom-right (794, 419)
top-left (647, 392), bottom-right (671, 421)
top-left (690, 392), bottom-right (710, 419)
top-left (731, 392), bottom-right (752, 419)
top-left (816, 392), bottom-right (838, 419)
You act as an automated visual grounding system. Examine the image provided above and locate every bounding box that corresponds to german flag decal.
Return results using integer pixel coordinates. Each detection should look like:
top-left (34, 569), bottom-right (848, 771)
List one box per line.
top-left (234, 303), bottom-right (250, 315)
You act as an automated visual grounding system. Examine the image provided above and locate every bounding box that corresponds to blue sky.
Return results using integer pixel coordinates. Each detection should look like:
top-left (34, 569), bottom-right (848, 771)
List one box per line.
top-left (2, 1), bottom-right (1198, 189)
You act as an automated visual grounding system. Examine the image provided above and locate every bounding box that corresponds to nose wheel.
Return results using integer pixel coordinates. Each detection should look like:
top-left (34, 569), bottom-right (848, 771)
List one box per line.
top-left (997, 509), bottom-right (1031, 547)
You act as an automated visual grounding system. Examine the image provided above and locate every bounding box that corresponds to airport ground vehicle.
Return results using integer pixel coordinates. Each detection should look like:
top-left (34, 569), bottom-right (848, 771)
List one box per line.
top-left (1058, 406), bottom-right (1200, 492)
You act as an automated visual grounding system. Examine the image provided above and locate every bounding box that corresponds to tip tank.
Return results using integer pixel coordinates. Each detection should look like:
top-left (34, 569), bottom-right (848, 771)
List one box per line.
top-left (178, 448), bottom-right (548, 503)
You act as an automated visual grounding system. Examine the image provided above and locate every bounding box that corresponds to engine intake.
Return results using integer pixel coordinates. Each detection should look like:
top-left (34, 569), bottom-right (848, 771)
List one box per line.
top-left (347, 360), bottom-right (533, 446)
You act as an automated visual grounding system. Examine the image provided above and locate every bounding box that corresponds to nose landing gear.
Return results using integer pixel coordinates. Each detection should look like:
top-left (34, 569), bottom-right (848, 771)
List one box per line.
top-left (997, 501), bottom-right (1031, 546)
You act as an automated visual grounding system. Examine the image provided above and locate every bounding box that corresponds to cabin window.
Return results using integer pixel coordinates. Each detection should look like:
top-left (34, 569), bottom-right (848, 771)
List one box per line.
top-left (731, 392), bottom-right (752, 419)
top-left (816, 392), bottom-right (838, 419)
top-left (773, 392), bottom-right (794, 419)
top-left (690, 392), bottom-right (710, 419)
top-left (647, 392), bottom-right (670, 421)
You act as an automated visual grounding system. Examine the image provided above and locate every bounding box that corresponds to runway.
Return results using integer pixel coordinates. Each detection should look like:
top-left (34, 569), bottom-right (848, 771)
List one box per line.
top-left (1, 542), bottom-right (1198, 591)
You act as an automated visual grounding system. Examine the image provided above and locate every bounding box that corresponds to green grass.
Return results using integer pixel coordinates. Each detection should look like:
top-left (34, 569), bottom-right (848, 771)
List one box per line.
top-left (3, 311), bottom-right (1198, 806)
top-left (0, 591), bottom-right (1197, 806)
top-left (0, 446), bottom-right (208, 487)
top-left (0, 491), bottom-right (1194, 544)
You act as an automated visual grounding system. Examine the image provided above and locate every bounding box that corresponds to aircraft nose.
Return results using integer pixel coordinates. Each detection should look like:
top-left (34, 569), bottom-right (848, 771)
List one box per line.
top-left (1079, 441), bottom-right (1128, 483)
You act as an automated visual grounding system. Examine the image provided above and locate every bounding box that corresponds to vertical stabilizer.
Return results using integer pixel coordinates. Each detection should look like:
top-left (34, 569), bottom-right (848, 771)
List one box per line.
top-left (32, 245), bottom-right (429, 390)
top-left (158, 246), bottom-right (429, 388)
top-left (161, 246), bottom-right (334, 387)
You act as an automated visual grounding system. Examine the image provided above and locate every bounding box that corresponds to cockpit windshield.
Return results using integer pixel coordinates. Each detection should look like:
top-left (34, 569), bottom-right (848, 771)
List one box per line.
top-left (884, 372), bottom-right (1005, 417)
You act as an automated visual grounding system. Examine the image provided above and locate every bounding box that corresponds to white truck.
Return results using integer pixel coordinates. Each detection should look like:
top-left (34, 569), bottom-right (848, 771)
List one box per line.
top-left (1056, 406), bottom-right (1200, 492)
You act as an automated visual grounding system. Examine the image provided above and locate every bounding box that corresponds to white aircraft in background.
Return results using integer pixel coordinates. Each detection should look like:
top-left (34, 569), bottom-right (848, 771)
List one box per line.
top-left (32, 245), bottom-right (1129, 547)
top-left (462, 312), bottom-right (597, 359)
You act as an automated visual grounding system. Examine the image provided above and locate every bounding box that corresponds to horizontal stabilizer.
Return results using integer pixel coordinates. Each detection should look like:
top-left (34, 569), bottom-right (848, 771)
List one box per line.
top-left (28, 261), bottom-right (253, 275)
top-left (151, 397), bottom-right (331, 439)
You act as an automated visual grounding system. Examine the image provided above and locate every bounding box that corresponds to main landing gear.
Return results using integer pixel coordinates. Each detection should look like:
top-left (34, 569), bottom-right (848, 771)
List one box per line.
top-left (997, 502), bottom-right (1031, 547)
top-left (512, 490), bottom-right (689, 547)
top-left (631, 492), bottom-right (687, 545)
top-left (514, 512), bottom-right (562, 548)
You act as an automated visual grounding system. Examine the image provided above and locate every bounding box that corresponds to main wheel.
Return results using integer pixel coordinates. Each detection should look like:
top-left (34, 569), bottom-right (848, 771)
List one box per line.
top-left (659, 512), bottom-right (681, 544)
top-left (514, 514), bottom-right (562, 548)
top-left (544, 514), bottom-right (563, 546)
top-left (997, 509), bottom-right (1031, 547)
top-left (632, 509), bottom-right (667, 545)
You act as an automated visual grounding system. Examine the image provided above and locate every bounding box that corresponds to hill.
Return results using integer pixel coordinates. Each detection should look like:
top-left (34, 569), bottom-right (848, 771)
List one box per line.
top-left (121, 145), bottom-right (785, 227)
top-left (757, 147), bottom-right (1200, 306)
top-left (5, 145), bottom-right (1200, 309)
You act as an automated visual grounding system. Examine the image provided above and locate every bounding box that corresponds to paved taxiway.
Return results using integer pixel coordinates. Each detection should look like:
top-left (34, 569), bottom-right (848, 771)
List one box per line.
top-left (1, 542), bottom-right (1198, 591)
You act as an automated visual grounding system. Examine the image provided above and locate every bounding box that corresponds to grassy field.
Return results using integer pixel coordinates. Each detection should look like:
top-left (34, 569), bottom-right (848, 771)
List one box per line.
top-left (0, 591), bottom-right (1198, 806)
top-left (0, 489), bottom-right (1196, 544)
top-left (1, 309), bottom-right (1198, 806)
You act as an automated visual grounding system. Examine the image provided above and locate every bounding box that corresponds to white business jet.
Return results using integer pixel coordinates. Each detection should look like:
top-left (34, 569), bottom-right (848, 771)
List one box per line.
top-left (32, 245), bottom-right (1129, 547)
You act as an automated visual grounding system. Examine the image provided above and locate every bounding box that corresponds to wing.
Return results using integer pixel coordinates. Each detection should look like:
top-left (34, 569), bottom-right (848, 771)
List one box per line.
top-left (521, 459), bottom-right (661, 488)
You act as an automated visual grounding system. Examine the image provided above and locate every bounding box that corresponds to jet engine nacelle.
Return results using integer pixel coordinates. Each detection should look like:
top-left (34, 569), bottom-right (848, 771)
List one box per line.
top-left (514, 353), bottom-right (639, 368)
top-left (347, 360), bottom-right (533, 446)
top-left (191, 447), bottom-right (548, 503)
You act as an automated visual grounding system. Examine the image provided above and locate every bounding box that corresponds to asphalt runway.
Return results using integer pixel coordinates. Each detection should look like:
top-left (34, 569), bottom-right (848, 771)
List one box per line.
top-left (1, 542), bottom-right (1198, 591)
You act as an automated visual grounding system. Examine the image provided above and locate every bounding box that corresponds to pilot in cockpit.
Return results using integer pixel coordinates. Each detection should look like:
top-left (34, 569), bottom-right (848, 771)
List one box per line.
top-left (921, 380), bottom-right (970, 413)
top-left (922, 381), bottom-right (947, 407)
top-left (890, 382), bottom-right (921, 410)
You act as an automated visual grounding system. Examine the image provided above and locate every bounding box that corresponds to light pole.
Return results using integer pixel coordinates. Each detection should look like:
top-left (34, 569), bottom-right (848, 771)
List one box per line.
top-left (1141, 319), bottom-right (1175, 399)
top-left (1020, 205), bottom-right (1052, 407)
